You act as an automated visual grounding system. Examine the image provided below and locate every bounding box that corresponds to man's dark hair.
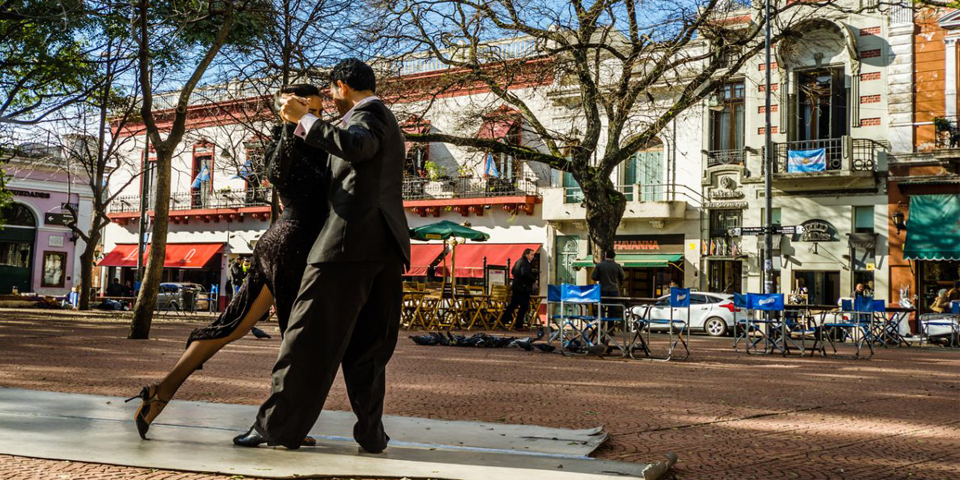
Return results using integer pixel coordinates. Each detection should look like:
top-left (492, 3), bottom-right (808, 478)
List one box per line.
top-left (330, 58), bottom-right (376, 93)
top-left (279, 83), bottom-right (321, 97)
top-left (605, 250), bottom-right (616, 259)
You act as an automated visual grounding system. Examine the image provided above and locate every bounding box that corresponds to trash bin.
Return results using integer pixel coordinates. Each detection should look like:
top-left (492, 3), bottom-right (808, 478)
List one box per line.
top-left (179, 288), bottom-right (197, 313)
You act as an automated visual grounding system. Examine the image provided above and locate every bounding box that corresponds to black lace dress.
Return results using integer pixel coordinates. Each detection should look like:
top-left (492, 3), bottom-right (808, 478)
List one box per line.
top-left (187, 124), bottom-right (327, 345)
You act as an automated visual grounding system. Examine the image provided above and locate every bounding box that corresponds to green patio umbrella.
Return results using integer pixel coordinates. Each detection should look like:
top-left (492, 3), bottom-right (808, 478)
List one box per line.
top-left (409, 221), bottom-right (489, 292)
top-left (409, 220), bottom-right (490, 242)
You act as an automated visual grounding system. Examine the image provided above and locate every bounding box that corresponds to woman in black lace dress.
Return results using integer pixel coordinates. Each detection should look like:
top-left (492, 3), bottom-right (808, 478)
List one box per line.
top-left (128, 84), bottom-right (328, 440)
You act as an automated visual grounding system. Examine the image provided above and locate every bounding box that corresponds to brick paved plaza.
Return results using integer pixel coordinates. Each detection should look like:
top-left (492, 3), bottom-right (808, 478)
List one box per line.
top-left (0, 308), bottom-right (958, 480)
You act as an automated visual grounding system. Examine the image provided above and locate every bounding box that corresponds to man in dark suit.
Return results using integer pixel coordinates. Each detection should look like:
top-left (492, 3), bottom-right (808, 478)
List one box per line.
top-left (501, 248), bottom-right (537, 330)
top-left (233, 58), bottom-right (411, 453)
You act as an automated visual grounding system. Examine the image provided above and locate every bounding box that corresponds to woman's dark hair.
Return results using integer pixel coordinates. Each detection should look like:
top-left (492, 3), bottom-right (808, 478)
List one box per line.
top-left (279, 83), bottom-right (321, 97)
top-left (329, 58), bottom-right (376, 93)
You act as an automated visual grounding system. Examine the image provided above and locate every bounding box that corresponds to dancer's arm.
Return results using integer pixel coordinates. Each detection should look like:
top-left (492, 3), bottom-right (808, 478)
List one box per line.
top-left (296, 110), bottom-right (385, 163)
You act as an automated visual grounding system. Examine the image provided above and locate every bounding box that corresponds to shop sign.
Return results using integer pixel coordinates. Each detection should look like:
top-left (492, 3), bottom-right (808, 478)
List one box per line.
top-left (614, 234), bottom-right (684, 253)
top-left (798, 219), bottom-right (838, 242)
top-left (709, 177), bottom-right (745, 200)
top-left (706, 200), bottom-right (748, 209)
top-left (10, 189), bottom-right (51, 199)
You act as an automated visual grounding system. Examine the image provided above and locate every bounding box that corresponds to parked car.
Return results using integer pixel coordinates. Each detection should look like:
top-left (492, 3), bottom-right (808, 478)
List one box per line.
top-left (629, 292), bottom-right (744, 336)
top-left (157, 283), bottom-right (209, 312)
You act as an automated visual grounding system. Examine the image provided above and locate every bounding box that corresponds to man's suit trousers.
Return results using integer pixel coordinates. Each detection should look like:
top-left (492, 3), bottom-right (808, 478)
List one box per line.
top-left (253, 248), bottom-right (403, 449)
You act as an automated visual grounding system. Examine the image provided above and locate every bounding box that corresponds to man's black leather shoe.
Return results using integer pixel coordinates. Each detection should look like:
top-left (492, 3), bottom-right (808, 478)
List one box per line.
top-left (233, 426), bottom-right (313, 449)
top-left (355, 424), bottom-right (388, 454)
top-left (233, 427), bottom-right (268, 447)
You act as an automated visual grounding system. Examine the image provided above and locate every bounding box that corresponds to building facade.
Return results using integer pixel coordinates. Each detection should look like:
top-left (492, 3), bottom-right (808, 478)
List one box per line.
top-left (1, 144), bottom-right (94, 296)
top-left (884, 7), bottom-right (960, 315)
top-left (99, 4), bottom-right (945, 308)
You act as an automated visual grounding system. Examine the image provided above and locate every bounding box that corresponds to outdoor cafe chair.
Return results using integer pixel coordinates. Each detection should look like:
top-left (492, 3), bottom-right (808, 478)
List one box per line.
top-left (628, 287), bottom-right (691, 361)
top-left (597, 297), bottom-right (631, 357)
top-left (547, 284), bottom-right (604, 356)
top-left (780, 305), bottom-right (822, 356)
top-left (919, 302), bottom-right (960, 347)
top-left (820, 297), bottom-right (876, 359)
top-left (734, 293), bottom-right (788, 356)
top-left (482, 285), bottom-right (509, 330)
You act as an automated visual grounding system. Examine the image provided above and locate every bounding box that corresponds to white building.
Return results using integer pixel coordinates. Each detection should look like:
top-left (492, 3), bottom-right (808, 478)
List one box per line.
top-left (101, 4), bottom-right (907, 306)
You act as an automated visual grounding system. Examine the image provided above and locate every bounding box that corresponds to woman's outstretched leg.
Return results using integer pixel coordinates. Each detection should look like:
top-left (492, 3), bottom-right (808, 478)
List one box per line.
top-left (156, 284), bottom-right (274, 404)
top-left (132, 284), bottom-right (274, 433)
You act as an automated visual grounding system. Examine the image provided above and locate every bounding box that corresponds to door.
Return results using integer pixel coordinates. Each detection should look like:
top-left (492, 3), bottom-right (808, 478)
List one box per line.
top-left (191, 154), bottom-right (213, 208)
top-left (0, 203), bottom-right (36, 294)
top-left (555, 236), bottom-right (579, 285)
top-left (624, 143), bottom-right (664, 202)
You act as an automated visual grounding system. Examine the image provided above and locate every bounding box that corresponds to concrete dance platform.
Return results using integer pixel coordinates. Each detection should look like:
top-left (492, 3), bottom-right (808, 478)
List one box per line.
top-left (0, 388), bottom-right (675, 479)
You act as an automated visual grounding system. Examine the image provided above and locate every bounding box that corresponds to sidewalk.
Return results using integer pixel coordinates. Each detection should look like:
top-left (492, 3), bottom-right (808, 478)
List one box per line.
top-left (0, 308), bottom-right (958, 479)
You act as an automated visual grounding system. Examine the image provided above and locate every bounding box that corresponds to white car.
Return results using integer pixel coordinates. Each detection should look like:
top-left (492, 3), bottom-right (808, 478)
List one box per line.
top-left (629, 292), bottom-right (745, 336)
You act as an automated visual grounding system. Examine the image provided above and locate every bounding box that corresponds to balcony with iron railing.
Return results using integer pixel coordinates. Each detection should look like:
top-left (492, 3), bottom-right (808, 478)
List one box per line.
top-left (704, 149), bottom-right (745, 168)
top-left (107, 187), bottom-right (274, 224)
top-left (771, 137), bottom-right (885, 191)
top-left (402, 175), bottom-right (542, 217)
top-left (543, 183), bottom-right (702, 222)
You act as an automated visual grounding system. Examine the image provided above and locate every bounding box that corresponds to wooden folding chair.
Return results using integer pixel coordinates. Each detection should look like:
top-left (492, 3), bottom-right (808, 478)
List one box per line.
top-left (488, 285), bottom-right (511, 330)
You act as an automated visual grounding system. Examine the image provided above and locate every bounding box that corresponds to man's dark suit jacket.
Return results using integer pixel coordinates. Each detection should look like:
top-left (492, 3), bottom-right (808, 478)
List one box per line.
top-left (301, 99), bottom-right (411, 267)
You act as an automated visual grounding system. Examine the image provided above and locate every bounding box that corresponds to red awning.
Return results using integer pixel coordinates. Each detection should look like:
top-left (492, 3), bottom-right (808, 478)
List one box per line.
top-left (476, 106), bottom-right (521, 140)
top-left (404, 243), bottom-right (447, 277)
top-left (98, 243), bottom-right (223, 269)
top-left (446, 243), bottom-right (540, 278)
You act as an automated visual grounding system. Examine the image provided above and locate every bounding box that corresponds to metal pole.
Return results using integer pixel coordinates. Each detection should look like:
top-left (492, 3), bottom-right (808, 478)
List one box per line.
top-left (137, 136), bottom-right (149, 284)
top-left (763, 0), bottom-right (774, 296)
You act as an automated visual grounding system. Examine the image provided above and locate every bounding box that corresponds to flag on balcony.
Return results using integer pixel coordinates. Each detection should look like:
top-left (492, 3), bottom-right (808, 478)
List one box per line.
top-left (191, 165), bottom-right (210, 188)
top-left (484, 153), bottom-right (500, 178)
top-left (231, 161), bottom-right (254, 181)
top-left (787, 148), bottom-right (826, 173)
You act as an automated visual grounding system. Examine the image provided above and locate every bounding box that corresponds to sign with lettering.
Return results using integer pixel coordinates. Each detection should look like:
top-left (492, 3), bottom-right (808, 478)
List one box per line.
top-left (44, 212), bottom-right (74, 226)
top-left (708, 176), bottom-right (745, 202)
top-left (10, 189), bottom-right (51, 199)
top-left (799, 219), bottom-right (838, 242)
top-left (614, 234), bottom-right (684, 253)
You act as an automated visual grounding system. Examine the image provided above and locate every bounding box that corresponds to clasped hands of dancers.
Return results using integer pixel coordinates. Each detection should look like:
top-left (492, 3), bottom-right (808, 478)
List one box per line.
top-left (127, 58), bottom-right (412, 453)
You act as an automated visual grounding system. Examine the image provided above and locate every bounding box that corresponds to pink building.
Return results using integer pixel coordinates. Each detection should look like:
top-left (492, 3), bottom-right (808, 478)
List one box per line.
top-left (1, 143), bottom-right (94, 296)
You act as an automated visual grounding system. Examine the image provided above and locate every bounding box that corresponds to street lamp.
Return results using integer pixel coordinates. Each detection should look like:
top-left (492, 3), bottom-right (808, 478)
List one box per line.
top-left (892, 210), bottom-right (906, 234)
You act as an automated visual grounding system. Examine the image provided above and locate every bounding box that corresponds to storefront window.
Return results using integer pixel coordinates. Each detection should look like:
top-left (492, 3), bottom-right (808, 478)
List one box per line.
top-left (0, 242), bottom-right (31, 268)
top-left (41, 251), bottom-right (66, 288)
top-left (919, 261), bottom-right (960, 313)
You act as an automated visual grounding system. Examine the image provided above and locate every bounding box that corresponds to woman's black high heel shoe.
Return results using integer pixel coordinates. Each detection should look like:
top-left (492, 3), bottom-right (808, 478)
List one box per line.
top-left (125, 384), bottom-right (168, 440)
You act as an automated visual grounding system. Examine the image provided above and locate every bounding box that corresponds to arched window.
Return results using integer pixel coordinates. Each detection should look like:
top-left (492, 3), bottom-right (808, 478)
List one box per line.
top-left (1, 202), bottom-right (36, 227)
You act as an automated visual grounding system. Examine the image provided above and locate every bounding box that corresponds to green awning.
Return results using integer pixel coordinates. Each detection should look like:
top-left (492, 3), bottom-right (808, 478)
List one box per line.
top-left (904, 194), bottom-right (960, 261)
top-left (573, 253), bottom-right (684, 268)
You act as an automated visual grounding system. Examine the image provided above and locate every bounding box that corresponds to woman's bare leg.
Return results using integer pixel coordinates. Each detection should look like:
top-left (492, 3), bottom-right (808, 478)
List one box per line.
top-left (147, 285), bottom-right (275, 421)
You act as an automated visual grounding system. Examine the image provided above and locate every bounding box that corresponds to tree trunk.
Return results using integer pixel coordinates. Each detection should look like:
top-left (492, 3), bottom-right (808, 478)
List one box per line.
top-left (128, 148), bottom-right (172, 339)
top-left (580, 176), bottom-right (626, 262)
top-left (77, 230), bottom-right (100, 311)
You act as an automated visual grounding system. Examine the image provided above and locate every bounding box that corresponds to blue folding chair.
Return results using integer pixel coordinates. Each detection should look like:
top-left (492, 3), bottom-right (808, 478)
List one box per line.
top-left (640, 288), bottom-right (690, 361)
top-left (741, 293), bottom-right (786, 355)
top-left (547, 284), bottom-right (602, 355)
top-left (821, 296), bottom-right (874, 359)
